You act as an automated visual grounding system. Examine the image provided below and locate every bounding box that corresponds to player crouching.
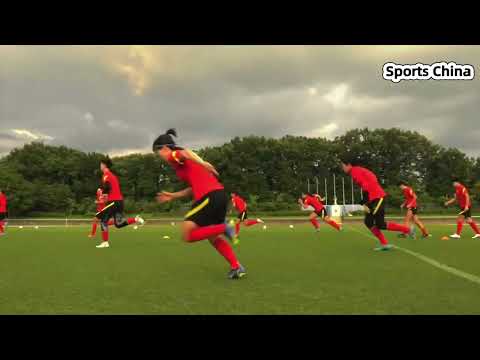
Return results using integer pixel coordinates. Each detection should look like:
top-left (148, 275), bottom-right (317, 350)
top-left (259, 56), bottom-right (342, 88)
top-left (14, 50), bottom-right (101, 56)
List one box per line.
top-left (298, 193), bottom-right (341, 232)
top-left (444, 177), bottom-right (480, 239)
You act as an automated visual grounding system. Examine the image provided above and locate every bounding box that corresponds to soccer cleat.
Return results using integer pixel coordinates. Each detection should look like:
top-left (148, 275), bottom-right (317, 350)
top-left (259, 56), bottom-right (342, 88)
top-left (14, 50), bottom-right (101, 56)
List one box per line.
top-left (135, 215), bottom-right (145, 226)
top-left (96, 241), bottom-right (110, 248)
top-left (449, 234), bottom-right (461, 239)
top-left (472, 234), bottom-right (480, 239)
top-left (257, 218), bottom-right (265, 224)
top-left (408, 225), bottom-right (416, 239)
top-left (373, 244), bottom-right (393, 251)
top-left (422, 234), bottom-right (432, 239)
top-left (88, 234), bottom-right (94, 238)
top-left (227, 264), bottom-right (246, 279)
top-left (315, 228), bottom-right (321, 233)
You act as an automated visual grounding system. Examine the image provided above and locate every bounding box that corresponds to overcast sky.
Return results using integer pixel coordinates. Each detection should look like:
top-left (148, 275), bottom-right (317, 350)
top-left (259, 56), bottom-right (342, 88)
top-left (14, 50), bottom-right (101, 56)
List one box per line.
top-left (1, 45), bottom-right (479, 157)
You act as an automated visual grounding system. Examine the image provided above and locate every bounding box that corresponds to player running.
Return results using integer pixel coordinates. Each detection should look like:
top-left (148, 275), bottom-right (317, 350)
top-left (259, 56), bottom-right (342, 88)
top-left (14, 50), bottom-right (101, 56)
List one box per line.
top-left (298, 193), bottom-right (341, 232)
top-left (153, 129), bottom-right (245, 280)
top-left (95, 158), bottom-right (145, 248)
top-left (398, 181), bottom-right (431, 238)
top-left (88, 187), bottom-right (114, 238)
top-left (340, 155), bottom-right (415, 251)
top-left (444, 177), bottom-right (480, 239)
top-left (231, 192), bottom-right (264, 241)
top-left (0, 189), bottom-right (8, 236)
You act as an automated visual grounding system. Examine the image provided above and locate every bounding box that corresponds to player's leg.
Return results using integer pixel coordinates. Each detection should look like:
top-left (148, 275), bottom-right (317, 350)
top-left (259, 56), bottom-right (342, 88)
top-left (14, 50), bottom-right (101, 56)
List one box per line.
top-left (112, 201), bottom-right (144, 229)
top-left (244, 211), bottom-right (264, 227)
top-left (364, 209), bottom-right (390, 249)
top-left (413, 214), bottom-right (430, 237)
top-left (96, 208), bottom-right (112, 248)
top-left (465, 212), bottom-right (480, 238)
top-left (398, 209), bottom-right (413, 238)
top-left (376, 199), bottom-right (411, 236)
top-left (235, 212), bottom-right (245, 236)
top-left (309, 212), bottom-right (320, 231)
top-left (89, 217), bottom-right (99, 237)
top-left (451, 214), bottom-right (465, 238)
top-left (208, 236), bottom-right (242, 272)
top-left (323, 214), bottom-right (341, 231)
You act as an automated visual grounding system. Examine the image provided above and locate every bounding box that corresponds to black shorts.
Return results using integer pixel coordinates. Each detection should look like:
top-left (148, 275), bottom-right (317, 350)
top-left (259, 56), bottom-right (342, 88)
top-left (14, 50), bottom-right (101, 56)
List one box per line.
top-left (185, 189), bottom-right (227, 227)
top-left (364, 197), bottom-right (387, 230)
top-left (238, 211), bottom-right (248, 221)
top-left (0, 212), bottom-right (7, 221)
top-left (407, 207), bottom-right (418, 215)
top-left (315, 208), bottom-right (327, 219)
top-left (459, 208), bottom-right (472, 218)
top-left (96, 200), bottom-right (124, 223)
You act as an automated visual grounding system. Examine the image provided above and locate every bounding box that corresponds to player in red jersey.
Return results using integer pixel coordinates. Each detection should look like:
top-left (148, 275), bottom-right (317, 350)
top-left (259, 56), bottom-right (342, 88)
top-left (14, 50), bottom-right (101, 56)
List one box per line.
top-left (340, 155), bottom-right (414, 251)
top-left (94, 158), bottom-right (145, 248)
top-left (0, 189), bottom-right (8, 236)
top-left (88, 187), bottom-right (114, 238)
top-left (444, 177), bottom-right (480, 239)
top-left (298, 193), bottom-right (341, 232)
top-left (153, 129), bottom-right (245, 280)
top-left (231, 192), bottom-right (264, 239)
top-left (398, 181), bottom-right (430, 238)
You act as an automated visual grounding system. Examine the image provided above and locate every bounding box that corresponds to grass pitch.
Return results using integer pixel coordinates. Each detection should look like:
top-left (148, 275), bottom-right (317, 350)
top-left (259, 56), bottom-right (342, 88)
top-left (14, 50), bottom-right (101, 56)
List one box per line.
top-left (1, 221), bottom-right (480, 314)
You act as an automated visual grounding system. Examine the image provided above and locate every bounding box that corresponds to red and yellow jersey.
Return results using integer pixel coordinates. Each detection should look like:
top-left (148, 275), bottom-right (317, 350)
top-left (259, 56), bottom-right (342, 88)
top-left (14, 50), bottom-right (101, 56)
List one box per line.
top-left (349, 166), bottom-right (386, 201)
top-left (455, 183), bottom-right (471, 209)
top-left (102, 169), bottom-right (123, 202)
top-left (0, 193), bottom-right (7, 213)
top-left (303, 195), bottom-right (324, 212)
top-left (402, 186), bottom-right (417, 209)
top-left (96, 188), bottom-right (106, 211)
top-left (168, 149), bottom-right (224, 201)
top-left (232, 195), bottom-right (247, 213)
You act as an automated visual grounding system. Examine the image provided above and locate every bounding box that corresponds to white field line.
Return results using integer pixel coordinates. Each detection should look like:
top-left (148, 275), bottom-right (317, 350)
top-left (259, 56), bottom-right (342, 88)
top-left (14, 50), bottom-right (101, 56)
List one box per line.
top-left (348, 226), bottom-right (480, 287)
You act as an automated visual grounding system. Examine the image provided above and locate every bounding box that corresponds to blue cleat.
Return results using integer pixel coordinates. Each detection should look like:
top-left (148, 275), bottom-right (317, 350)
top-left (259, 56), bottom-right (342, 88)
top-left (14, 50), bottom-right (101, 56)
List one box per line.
top-left (228, 264), bottom-right (246, 279)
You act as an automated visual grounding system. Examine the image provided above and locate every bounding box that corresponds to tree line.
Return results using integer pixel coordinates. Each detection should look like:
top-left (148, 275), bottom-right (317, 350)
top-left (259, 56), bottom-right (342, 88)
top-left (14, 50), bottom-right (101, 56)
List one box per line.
top-left (1, 128), bottom-right (479, 217)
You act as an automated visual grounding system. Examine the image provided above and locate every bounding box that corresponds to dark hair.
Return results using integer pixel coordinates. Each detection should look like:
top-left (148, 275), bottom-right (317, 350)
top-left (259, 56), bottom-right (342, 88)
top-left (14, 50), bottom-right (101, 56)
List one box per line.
top-left (339, 153), bottom-right (358, 166)
top-left (451, 176), bottom-right (460, 183)
top-left (397, 180), bottom-right (407, 186)
top-left (100, 157), bottom-right (113, 169)
top-left (152, 129), bottom-right (178, 152)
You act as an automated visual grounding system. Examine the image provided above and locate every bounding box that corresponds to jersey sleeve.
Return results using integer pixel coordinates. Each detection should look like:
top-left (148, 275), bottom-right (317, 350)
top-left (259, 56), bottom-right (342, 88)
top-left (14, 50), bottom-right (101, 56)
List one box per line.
top-left (102, 176), bottom-right (111, 194)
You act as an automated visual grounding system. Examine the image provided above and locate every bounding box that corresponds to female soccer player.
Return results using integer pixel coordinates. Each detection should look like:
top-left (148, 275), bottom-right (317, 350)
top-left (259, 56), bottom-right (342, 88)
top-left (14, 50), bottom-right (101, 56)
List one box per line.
top-left (398, 181), bottom-right (430, 238)
top-left (231, 192), bottom-right (264, 241)
top-left (0, 189), bottom-right (8, 236)
top-left (88, 187), bottom-right (114, 238)
top-left (298, 193), bottom-right (341, 232)
top-left (153, 129), bottom-right (245, 280)
top-left (444, 177), bottom-right (480, 239)
top-left (340, 155), bottom-right (415, 251)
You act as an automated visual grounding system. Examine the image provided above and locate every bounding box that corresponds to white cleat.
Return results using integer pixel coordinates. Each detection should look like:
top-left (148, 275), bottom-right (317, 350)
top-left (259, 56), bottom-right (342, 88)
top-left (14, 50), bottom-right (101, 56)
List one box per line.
top-left (472, 234), bottom-right (480, 239)
top-left (96, 241), bottom-right (110, 248)
top-left (449, 234), bottom-right (461, 239)
top-left (257, 218), bottom-right (265, 224)
top-left (135, 215), bottom-right (145, 226)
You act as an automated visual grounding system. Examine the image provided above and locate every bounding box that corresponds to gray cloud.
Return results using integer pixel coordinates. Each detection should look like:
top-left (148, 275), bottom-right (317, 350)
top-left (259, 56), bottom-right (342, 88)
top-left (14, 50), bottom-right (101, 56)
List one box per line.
top-left (0, 45), bottom-right (479, 157)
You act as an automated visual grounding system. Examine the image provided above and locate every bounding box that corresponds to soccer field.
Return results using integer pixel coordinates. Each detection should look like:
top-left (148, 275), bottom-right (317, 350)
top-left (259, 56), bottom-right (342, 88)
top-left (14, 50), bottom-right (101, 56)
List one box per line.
top-left (1, 222), bottom-right (480, 314)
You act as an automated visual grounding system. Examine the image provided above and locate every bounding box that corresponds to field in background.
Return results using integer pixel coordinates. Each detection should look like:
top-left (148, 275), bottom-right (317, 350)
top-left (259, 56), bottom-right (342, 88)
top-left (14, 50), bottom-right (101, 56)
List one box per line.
top-left (1, 222), bottom-right (480, 314)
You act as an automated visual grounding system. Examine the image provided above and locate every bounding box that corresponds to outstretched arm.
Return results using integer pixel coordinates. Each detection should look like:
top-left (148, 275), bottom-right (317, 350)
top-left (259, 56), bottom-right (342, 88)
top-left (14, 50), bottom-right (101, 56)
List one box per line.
top-left (157, 187), bottom-right (193, 203)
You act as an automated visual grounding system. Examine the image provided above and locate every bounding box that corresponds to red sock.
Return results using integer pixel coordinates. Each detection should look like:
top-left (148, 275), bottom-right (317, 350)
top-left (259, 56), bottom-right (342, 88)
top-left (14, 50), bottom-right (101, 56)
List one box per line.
top-left (235, 222), bottom-right (241, 236)
top-left (211, 237), bottom-right (240, 269)
top-left (387, 222), bottom-right (409, 234)
top-left (370, 227), bottom-right (388, 245)
top-left (326, 219), bottom-right (340, 231)
top-left (107, 219), bottom-right (114, 226)
top-left (101, 230), bottom-right (109, 242)
top-left (469, 221), bottom-right (480, 234)
top-left (310, 218), bottom-right (320, 229)
top-left (0, 221), bottom-right (4, 233)
top-left (457, 221), bottom-right (463, 235)
top-left (91, 222), bottom-right (97, 236)
top-left (187, 224), bottom-right (226, 242)
top-left (127, 218), bottom-right (136, 225)
top-left (245, 220), bottom-right (259, 227)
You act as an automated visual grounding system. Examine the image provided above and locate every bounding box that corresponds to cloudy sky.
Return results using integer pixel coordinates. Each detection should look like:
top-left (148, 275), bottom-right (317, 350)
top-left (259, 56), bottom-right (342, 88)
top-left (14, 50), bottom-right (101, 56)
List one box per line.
top-left (1, 45), bottom-right (479, 157)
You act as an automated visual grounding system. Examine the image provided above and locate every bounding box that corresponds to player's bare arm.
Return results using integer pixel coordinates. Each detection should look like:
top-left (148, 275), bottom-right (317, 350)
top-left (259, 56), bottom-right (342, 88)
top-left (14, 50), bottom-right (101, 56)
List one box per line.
top-left (156, 188), bottom-right (193, 203)
top-left (444, 198), bottom-right (456, 207)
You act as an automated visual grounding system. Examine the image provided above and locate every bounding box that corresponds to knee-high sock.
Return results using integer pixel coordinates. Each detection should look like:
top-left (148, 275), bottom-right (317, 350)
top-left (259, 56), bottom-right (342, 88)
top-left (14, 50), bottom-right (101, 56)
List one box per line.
top-left (386, 222), bottom-right (409, 234)
top-left (370, 226), bottom-right (388, 245)
top-left (0, 221), bottom-right (4, 233)
top-left (107, 219), bottom-right (114, 226)
top-left (211, 237), bottom-right (240, 269)
top-left (187, 224), bottom-right (227, 242)
top-left (457, 220), bottom-right (464, 235)
top-left (127, 218), bottom-right (136, 225)
top-left (235, 222), bottom-right (241, 236)
top-left (245, 219), bottom-right (260, 227)
top-left (91, 222), bottom-right (97, 236)
top-left (310, 218), bottom-right (320, 229)
top-left (102, 228), bottom-right (109, 242)
top-left (325, 219), bottom-right (341, 231)
top-left (469, 221), bottom-right (480, 234)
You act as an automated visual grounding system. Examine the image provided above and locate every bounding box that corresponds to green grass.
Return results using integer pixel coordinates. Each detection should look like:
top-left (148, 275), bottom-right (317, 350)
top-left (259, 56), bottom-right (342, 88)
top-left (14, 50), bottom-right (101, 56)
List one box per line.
top-left (1, 222), bottom-right (480, 314)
